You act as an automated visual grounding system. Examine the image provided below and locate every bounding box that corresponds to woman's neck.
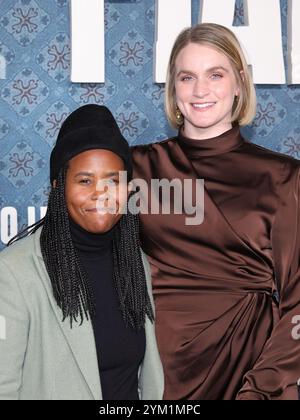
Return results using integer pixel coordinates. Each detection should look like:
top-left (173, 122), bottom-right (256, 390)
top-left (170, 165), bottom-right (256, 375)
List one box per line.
top-left (69, 218), bottom-right (115, 259)
top-left (182, 122), bottom-right (233, 140)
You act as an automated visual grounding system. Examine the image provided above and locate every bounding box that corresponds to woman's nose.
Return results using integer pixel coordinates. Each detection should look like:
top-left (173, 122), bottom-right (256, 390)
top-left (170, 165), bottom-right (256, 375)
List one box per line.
top-left (91, 185), bottom-right (107, 200)
top-left (193, 78), bottom-right (210, 98)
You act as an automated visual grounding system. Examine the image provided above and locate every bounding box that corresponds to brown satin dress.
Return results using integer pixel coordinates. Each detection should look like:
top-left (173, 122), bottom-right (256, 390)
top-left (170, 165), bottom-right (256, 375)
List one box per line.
top-left (132, 126), bottom-right (300, 400)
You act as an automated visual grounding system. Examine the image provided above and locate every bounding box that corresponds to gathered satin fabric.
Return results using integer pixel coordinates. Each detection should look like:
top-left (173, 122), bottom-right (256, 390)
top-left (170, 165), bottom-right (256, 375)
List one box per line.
top-left (132, 126), bottom-right (300, 400)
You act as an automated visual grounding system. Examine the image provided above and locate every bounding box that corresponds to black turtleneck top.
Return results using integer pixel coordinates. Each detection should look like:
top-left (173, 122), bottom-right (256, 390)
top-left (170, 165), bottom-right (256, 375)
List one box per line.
top-left (69, 219), bottom-right (145, 400)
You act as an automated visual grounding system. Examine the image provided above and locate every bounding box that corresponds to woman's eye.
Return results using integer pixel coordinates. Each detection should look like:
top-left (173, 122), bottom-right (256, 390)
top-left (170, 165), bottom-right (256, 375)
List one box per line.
top-left (106, 178), bottom-right (119, 185)
top-left (211, 73), bottom-right (223, 80)
top-left (79, 179), bottom-right (91, 185)
top-left (181, 75), bottom-right (193, 81)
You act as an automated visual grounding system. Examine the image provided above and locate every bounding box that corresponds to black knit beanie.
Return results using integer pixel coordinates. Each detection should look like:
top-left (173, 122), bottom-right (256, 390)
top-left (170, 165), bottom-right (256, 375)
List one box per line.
top-left (50, 104), bottom-right (132, 183)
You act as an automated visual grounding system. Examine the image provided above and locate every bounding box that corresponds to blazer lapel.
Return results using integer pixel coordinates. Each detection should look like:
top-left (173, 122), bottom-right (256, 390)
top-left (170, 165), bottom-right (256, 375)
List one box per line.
top-left (33, 229), bottom-right (102, 400)
top-left (138, 251), bottom-right (164, 399)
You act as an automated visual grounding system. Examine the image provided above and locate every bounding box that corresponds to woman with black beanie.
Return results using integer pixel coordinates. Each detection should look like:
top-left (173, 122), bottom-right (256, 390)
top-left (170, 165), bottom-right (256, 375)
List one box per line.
top-left (0, 104), bottom-right (164, 400)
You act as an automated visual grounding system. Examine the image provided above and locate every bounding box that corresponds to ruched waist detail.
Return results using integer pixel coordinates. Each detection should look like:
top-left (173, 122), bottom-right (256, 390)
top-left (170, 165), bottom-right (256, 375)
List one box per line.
top-left (152, 267), bottom-right (274, 312)
top-left (154, 288), bottom-right (273, 312)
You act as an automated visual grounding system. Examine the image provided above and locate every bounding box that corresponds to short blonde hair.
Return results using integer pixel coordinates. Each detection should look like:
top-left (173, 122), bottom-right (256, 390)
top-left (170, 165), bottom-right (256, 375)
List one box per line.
top-left (165, 23), bottom-right (256, 129)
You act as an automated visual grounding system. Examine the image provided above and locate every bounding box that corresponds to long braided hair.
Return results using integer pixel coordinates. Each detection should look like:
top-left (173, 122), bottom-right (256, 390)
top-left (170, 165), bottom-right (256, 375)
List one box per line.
top-left (9, 166), bottom-right (154, 330)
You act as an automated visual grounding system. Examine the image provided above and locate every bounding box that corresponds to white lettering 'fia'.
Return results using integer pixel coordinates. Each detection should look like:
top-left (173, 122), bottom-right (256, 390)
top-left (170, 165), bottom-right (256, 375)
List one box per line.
top-left (200, 0), bottom-right (285, 84)
top-left (71, 0), bottom-right (300, 85)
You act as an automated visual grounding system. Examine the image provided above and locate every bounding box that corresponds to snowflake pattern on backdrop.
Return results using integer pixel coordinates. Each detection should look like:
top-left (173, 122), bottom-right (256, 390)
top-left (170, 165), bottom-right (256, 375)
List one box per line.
top-left (34, 101), bottom-right (69, 146)
top-left (0, 141), bottom-right (45, 188)
top-left (0, 0), bottom-right (50, 47)
top-left (1, 67), bottom-right (49, 115)
top-left (37, 33), bottom-right (70, 83)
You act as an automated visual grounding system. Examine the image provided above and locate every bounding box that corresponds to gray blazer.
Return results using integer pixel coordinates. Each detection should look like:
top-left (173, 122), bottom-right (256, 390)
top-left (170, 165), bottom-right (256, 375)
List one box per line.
top-left (0, 228), bottom-right (164, 400)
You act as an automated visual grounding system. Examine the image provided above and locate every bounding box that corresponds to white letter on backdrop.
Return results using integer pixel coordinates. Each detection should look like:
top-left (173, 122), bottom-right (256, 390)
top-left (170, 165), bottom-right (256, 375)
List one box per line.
top-left (27, 206), bottom-right (47, 228)
top-left (0, 207), bottom-right (17, 245)
top-left (40, 207), bottom-right (47, 219)
top-left (288, 0), bottom-right (300, 84)
top-left (200, 0), bottom-right (285, 84)
top-left (155, 0), bottom-right (192, 83)
top-left (27, 206), bottom-right (37, 227)
top-left (70, 0), bottom-right (105, 83)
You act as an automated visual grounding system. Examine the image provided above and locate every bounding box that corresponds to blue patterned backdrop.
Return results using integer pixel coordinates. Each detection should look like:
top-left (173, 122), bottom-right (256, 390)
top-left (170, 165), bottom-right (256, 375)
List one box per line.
top-left (0, 0), bottom-right (299, 249)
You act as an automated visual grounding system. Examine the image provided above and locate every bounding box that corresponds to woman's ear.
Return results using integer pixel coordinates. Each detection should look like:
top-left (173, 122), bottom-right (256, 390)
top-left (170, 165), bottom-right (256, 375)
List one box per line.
top-left (52, 179), bottom-right (57, 189)
top-left (235, 70), bottom-right (244, 97)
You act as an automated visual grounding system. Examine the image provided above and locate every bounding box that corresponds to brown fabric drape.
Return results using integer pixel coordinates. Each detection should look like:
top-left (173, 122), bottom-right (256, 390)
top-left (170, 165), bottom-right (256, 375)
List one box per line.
top-left (132, 126), bottom-right (300, 400)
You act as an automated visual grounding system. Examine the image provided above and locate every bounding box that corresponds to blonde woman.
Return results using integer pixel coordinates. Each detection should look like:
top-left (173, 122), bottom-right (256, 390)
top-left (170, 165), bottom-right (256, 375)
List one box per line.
top-left (132, 23), bottom-right (300, 400)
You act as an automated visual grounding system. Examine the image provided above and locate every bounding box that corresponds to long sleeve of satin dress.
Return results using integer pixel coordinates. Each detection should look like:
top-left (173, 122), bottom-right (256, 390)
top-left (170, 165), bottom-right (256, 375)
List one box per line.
top-left (131, 126), bottom-right (300, 400)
